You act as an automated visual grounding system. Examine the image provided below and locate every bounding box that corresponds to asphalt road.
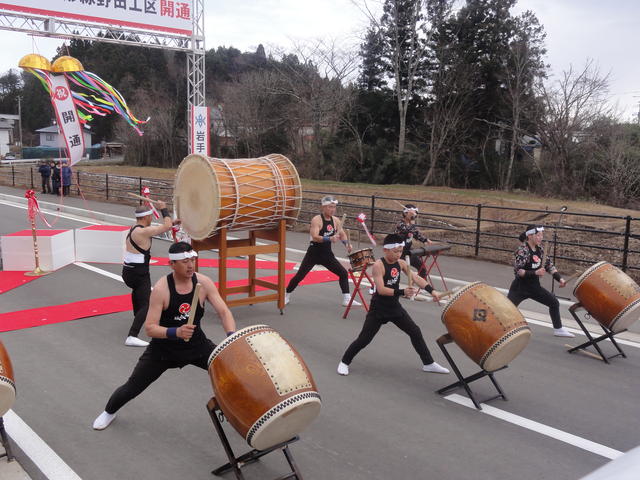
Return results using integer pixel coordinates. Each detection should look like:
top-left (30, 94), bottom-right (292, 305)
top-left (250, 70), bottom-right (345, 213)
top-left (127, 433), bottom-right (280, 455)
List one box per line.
top-left (0, 186), bottom-right (639, 480)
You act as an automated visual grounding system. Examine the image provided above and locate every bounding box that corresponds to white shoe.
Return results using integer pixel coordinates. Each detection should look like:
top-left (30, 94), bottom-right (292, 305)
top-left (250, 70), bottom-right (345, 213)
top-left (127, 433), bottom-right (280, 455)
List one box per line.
top-left (93, 411), bottom-right (116, 430)
top-left (285, 292), bottom-right (291, 305)
top-left (342, 294), bottom-right (361, 307)
top-left (554, 327), bottom-right (575, 338)
top-left (422, 362), bottom-right (450, 374)
top-left (125, 336), bottom-right (149, 347)
top-left (368, 287), bottom-right (376, 295)
top-left (337, 362), bottom-right (349, 376)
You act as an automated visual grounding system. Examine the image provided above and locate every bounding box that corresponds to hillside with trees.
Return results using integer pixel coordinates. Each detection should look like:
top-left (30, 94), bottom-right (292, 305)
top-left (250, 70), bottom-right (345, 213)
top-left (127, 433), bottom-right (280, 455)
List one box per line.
top-left (0, 0), bottom-right (638, 207)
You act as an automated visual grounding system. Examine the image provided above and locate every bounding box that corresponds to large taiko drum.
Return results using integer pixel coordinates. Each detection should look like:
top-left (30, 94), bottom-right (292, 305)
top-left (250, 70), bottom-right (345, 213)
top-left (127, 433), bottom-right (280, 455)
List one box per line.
top-left (0, 341), bottom-right (16, 416)
top-left (174, 154), bottom-right (302, 240)
top-left (208, 325), bottom-right (321, 451)
top-left (573, 261), bottom-right (640, 333)
top-left (442, 282), bottom-right (531, 372)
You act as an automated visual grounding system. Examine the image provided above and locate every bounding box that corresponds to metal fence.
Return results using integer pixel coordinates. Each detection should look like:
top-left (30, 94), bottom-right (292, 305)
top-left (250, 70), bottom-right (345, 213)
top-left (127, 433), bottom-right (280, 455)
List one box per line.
top-left (2, 165), bottom-right (639, 277)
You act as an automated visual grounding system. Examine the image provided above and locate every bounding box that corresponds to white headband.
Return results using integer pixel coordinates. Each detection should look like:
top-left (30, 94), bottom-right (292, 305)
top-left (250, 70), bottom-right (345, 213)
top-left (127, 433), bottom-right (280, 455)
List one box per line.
top-left (135, 209), bottom-right (154, 218)
top-left (169, 250), bottom-right (198, 260)
top-left (526, 226), bottom-right (544, 236)
top-left (383, 241), bottom-right (405, 249)
top-left (403, 206), bottom-right (418, 214)
top-left (321, 198), bottom-right (338, 206)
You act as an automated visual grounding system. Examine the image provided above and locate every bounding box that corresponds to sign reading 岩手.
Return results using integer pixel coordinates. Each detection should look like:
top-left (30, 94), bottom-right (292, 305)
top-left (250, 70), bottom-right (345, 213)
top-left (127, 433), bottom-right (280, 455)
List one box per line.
top-left (0, 0), bottom-right (193, 36)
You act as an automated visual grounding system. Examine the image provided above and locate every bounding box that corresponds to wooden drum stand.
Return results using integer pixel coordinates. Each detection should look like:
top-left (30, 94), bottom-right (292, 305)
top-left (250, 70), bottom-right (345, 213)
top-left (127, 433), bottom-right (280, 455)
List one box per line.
top-left (192, 219), bottom-right (288, 314)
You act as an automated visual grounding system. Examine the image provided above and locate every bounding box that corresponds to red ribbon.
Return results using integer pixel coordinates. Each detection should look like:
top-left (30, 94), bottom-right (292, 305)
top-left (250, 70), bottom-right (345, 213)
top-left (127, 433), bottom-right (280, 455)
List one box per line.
top-left (25, 189), bottom-right (52, 227)
top-left (141, 186), bottom-right (160, 219)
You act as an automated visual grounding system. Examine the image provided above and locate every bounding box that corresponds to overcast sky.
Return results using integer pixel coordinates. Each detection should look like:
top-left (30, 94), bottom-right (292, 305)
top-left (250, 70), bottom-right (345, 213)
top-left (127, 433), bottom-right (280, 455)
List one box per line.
top-left (0, 0), bottom-right (638, 121)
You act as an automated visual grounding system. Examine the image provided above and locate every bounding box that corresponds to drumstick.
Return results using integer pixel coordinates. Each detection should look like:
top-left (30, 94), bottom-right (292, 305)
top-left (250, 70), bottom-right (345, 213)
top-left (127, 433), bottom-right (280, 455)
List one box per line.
top-left (562, 270), bottom-right (582, 283)
top-left (127, 192), bottom-right (163, 205)
top-left (184, 283), bottom-right (201, 343)
top-left (563, 344), bottom-right (604, 362)
top-left (394, 200), bottom-right (408, 210)
top-left (340, 213), bottom-right (350, 252)
top-left (405, 255), bottom-right (415, 301)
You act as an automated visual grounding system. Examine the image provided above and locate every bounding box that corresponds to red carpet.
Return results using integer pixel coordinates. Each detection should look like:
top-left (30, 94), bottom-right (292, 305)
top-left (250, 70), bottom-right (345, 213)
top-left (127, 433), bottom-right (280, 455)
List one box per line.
top-left (150, 257), bottom-right (296, 270)
top-left (0, 271), bottom-right (41, 294)
top-left (0, 270), bottom-right (339, 332)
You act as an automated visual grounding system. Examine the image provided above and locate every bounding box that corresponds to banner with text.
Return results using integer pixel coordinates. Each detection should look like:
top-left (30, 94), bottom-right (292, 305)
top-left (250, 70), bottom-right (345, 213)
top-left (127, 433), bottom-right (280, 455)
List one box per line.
top-left (190, 105), bottom-right (210, 156)
top-left (0, 0), bottom-right (193, 36)
top-left (50, 75), bottom-right (85, 166)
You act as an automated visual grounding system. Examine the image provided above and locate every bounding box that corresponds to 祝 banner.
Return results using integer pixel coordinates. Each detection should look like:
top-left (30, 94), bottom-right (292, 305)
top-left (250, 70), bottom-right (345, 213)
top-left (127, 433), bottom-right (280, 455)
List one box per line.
top-left (0, 0), bottom-right (193, 36)
top-left (50, 75), bottom-right (85, 166)
top-left (191, 105), bottom-right (210, 156)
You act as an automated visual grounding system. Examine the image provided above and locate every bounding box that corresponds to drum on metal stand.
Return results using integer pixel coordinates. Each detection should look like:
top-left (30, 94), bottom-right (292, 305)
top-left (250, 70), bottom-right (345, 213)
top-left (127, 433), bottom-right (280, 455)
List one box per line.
top-left (208, 325), bottom-right (321, 451)
top-left (0, 341), bottom-right (16, 417)
top-left (348, 248), bottom-right (375, 272)
top-left (573, 261), bottom-right (640, 333)
top-left (174, 154), bottom-right (302, 240)
top-left (441, 282), bottom-right (531, 372)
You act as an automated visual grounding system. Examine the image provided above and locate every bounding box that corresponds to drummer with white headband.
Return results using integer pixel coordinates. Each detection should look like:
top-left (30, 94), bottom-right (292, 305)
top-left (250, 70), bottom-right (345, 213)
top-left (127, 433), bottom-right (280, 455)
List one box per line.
top-left (121, 201), bottom-right (177, 347)
top-left (507, 224), bottom-right (574, 337)
top-left (395, 203), bottom-right (432, 280)
top-left (285, 195), bottom-right (360, 307)
top-left (93, 241), bottom-right (236, 430)
top-left (337, 233), bottom-right (449, 377)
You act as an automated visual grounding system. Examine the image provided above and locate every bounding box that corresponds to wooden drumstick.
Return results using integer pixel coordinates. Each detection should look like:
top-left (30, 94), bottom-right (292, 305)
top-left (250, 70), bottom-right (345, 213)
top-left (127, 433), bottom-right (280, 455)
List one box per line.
top-left (563, 344), bottom-right (604, 362)
top-left (127, 192), bottom-right (163, 205)
top-left (394, 200), bottom-right (408, 210)
top-left (340, 213), bottom-right (350, 252)
top-left (184, 283), bottom-right (201, 342)
top-left (562, 270), bottom-right (582, 284)
top-left (405, 255), bottom-right (415, 301)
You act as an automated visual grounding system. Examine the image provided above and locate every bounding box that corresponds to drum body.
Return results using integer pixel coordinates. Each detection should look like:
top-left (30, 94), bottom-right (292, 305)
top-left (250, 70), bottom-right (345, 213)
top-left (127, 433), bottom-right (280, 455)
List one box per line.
top-left (174, 154), bottom-right (302, 240)
top-left (348, 248), bottom-right (375, 272)
top-left (0, 341), bottom-right (16, 416)
top-left (573, 261), bottom-right (640, 333)
top-left (208, 325), bottom-right (321, 451)
top-left (442, 282), bottom-right (531, 372)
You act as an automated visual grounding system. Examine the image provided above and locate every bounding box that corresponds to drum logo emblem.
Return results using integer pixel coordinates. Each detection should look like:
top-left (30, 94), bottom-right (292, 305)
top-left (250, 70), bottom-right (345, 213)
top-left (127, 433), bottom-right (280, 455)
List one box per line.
top-left (178, 303), bottom-right (191, 314)
top-left (473, 309), bottom-right (487, 322)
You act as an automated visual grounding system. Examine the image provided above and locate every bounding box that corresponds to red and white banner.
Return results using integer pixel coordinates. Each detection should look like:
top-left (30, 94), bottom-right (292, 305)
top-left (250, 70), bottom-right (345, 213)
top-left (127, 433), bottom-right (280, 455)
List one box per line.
top-left (50, 75), bottom-right (85, 166)
top-left (190, 105), bottom-right (210, 156)
top-left (0, 0), bottom-right (193, 36)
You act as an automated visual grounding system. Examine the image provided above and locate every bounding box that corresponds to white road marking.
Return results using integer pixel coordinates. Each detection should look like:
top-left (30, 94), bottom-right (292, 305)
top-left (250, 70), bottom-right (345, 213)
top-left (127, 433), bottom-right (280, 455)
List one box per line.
top-left (445, 393), bottom-right (624, 460)
top-left (4, 409), bottom-right (82, 479)
top-left (74, 262), bottom-right (124, 283)
top-left (525, 317), bottom-right (639, 349)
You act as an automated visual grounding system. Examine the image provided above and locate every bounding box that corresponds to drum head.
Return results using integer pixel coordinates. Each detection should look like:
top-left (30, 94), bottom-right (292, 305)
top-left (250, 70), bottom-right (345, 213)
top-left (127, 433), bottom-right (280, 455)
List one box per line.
top-left (481, 327), bottom-right (531, 372)
top-left (248, 394), bottom-right (322, 450)
top-left (610, 298), bottom-right (640, 333)
top-left (174, 154), bottom-right (221, 240)
top-left (0, 381), bottom-right (16, 417)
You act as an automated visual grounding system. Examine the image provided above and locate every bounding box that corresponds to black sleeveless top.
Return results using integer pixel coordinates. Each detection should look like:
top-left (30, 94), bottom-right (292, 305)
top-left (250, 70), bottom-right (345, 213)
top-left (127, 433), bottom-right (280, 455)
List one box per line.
top-left (149, 273), bottom-right (210, 361)
top-left (310, 215), bottom-right (336, 252)
top-left (124, 224), bottom-right (151, 267)
top-left (370, 258), bottom-right (403, 313)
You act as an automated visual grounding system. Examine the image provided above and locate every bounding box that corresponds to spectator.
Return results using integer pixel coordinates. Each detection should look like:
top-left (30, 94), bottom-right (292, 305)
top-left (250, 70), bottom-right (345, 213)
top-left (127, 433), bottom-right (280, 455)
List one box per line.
top-left (61, 161), bottom-right (72, 196)
top-left (38, 161), bottom-right (51, 194)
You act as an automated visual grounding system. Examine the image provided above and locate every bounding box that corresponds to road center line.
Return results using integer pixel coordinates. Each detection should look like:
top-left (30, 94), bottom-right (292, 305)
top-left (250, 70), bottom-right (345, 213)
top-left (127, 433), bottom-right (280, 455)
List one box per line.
top-left (444, 393), bottom-right (624, 460)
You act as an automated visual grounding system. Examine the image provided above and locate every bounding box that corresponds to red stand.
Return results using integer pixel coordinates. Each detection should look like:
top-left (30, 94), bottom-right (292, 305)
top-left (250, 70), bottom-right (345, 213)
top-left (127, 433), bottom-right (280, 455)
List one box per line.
top-left (414, 245), bottom-right (450, 291)
top-left (342, 266), bottom-right (372, 319)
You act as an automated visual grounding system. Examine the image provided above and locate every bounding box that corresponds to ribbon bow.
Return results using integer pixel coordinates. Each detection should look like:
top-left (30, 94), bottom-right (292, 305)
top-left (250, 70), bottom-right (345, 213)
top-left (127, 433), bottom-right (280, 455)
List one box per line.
top-left (25, 190), bottom-right (52, 227)
top-left (141, 186), bottom-right (160, 219)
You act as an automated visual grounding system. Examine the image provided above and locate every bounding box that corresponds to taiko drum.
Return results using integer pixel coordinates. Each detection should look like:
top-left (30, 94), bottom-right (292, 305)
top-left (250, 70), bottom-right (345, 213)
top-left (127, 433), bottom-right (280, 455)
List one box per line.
top-left (173, 154), bottom-right (302, 240)
top-left (208, 325), bottom-right (321, 451)
top-left (0, 341), bottom-right (16, 417)
top-left (441, 282), bottom-right (531, 372)
top-left (348, 248), bottom-right (375, 272)
top-left (573, 261), bottom-right (640, 333)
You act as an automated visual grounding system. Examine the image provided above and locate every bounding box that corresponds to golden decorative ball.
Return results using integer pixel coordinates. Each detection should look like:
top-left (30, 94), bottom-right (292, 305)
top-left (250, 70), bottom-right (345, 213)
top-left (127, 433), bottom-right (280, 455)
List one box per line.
top-left (51, 56), bottom-right (84, 73)
top-left (18, 53), bottom-right (52, 71)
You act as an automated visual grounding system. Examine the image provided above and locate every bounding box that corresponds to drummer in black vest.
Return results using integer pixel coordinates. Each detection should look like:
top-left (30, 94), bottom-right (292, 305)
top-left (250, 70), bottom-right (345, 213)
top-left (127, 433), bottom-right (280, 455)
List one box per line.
top-left (507, 224), bottom-right (574, 337)
top-left (394, 204), bottom-right (432, 280)
top-left (285, 195), bottom-right (360, 307)
top-left (121, 202), bottom-right (176, 347)
top-left (93, 241), bottom-right (237, 430)
top-left (337, 233), bottom-right (449, 376)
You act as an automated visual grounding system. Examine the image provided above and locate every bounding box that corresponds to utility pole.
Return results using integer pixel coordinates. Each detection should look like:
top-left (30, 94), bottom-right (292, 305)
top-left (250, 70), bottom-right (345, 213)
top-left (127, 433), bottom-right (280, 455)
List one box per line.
top-left (17, 95), bottom-right (23, 149)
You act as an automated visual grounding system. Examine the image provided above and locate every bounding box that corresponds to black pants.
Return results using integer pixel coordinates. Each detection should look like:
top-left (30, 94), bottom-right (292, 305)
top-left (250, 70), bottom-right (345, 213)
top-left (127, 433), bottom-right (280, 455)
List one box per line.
top-left (286, 246), bottom-right (349, 294)
top-left (62, 185), bottom-right (70, 196)
top-left (122, 264), bottom-right (151, 337)
top-left (41, 176), bottom-right (50, 194)
top-left (508, 279), bottom-right (562, 329)
top-left (341, 307), bottom-right (434, 366)
top-left (105, 346), bottom-right (212, 414)
top-left (402, 248), bottom-right (427, 280)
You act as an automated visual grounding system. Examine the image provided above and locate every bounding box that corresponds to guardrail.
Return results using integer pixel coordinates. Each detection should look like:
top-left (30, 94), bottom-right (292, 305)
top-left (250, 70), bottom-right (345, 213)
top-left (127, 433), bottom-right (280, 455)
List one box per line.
top-left (2, 165), bottom-right (638, 277)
